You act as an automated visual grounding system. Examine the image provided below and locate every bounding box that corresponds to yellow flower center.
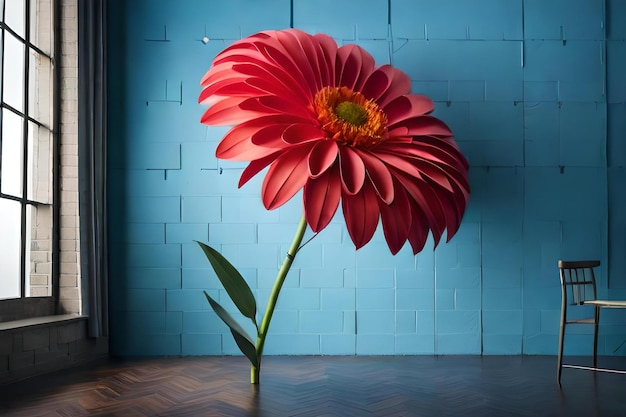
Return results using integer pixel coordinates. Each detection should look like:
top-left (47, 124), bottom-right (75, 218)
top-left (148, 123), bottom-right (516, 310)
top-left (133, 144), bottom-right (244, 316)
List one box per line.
top-left (314, 86), bottom-right (388, 148)
top-left (335, 101), bottom-right (368, 126)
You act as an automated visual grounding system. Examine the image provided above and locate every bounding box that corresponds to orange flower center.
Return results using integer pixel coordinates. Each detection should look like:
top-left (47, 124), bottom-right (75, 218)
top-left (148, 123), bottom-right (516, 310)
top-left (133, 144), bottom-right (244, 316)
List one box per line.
top-left (314, 86), bottom-right (388, 148)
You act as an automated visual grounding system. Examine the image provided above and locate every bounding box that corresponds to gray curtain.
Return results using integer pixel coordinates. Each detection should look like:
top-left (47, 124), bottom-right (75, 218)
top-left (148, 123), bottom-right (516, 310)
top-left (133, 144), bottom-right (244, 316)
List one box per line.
top-left (78, 0), bottom-right (108, 338)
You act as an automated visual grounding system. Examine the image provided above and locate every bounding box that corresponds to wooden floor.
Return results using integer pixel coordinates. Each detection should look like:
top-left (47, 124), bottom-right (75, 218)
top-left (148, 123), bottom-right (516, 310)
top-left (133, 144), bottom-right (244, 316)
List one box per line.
top-left (0, 355), bottom-right (625, 416)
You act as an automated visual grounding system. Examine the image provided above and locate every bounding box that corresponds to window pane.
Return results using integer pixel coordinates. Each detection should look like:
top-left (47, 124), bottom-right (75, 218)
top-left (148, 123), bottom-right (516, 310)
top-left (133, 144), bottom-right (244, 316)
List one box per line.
top-left (27, 122), bottom-right (52, 203)
top-left (30, 0), bottom-right (54, 55)
top-left (3, 33), bottom-right (25, 112)
top-left (28, 48), bottom-right (53, 127)
top-left (1, 109), bottom-right (24, 197)
top-left (4, 0), bottom-right (25, 38)
top-left (0, 198), bottom-right (21, 299)
top-left (27, 203), bottom-right (52, 297)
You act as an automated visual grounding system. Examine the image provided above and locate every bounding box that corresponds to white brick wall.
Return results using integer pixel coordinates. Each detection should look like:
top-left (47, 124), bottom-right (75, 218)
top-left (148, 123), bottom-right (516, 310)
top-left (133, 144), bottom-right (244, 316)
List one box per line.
top-left (58, 0), bottom-right (81, 315)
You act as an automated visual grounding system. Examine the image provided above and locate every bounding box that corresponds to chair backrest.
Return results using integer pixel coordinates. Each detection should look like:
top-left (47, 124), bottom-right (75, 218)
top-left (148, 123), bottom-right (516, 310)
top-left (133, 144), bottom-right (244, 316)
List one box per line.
top-left (558, 260), bottom-right (600, 306)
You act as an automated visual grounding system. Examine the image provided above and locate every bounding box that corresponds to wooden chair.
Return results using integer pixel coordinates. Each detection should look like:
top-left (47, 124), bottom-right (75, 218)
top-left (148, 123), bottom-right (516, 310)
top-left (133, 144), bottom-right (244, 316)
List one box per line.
top-left (557, 260), bottom-right (626, 385)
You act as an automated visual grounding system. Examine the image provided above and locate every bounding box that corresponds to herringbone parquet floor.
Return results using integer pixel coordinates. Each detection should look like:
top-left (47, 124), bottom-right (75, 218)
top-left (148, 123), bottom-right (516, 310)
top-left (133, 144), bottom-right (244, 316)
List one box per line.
top-left (0, 355), bottom-right (625, 416)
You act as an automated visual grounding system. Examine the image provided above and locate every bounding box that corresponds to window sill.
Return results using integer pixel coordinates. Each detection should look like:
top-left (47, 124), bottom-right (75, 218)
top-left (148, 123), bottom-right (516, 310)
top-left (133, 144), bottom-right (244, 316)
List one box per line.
top-left (0, 314), bottom-right (86, 332)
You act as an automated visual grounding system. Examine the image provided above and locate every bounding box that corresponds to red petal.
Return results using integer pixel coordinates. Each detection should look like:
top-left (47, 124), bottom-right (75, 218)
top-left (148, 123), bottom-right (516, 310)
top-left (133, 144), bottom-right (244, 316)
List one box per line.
top-left (250, 124), bottom-right (293, 148)
top-left (392, 169), bottom-right (445, 247)
top-left (201, 61), bottom-right (240, 87)
top-left (444, 180), bottom-right (470, 241)
top-left (211, 49), bottom-right (261, 68)
top-left (407, 198), bottom-right (430, 254)
top-left (239, 152), bottom-right (280, 188)
top-left (352, 48), bottom-right (376, 92)
top-left (361, 68), bottom-right (391, 102)
top-left (335, 44), bottom-right (361, 90)
top-left (361, 65), bottom-right (411, 108)
top-left (284, 30), bottom-right (326, 91)
top-left (382, 142), bottom-right (470, 193)
top-left (379, 183), bottom-right (411, 255)
top-left (387, 140), bottom-right (468, 173)
top-left (353, 149), bottom-right (394, 204)
top-left (437, 187), bottom-right (462, 242)
top-left (248, 46), bottom-right (311, 96)
top-left (211, 53), bottom-right (312, 101)
top-left (232, 63), bottom-right (311, 104)
top-left (416, 136), bottom-right (470, 171)
top-left (211, 36), bottom-right (265, 68)
top-left (338, 146), bottom-right (366, 195)
top-left (282, 124), bottom-right (327, 145)
top-left (239, 96), bottom-right (313, 120)
top-left (375, 151), bottom-right (423, 180)
top-left (201, 97), bottom-right (267, 126)
top-left (411, 161), bottom-right (455, 193)
top-left (308, 140), bottom-right (338, 178)
top-left (430, 187), bottom-right (463, 244)
top-left (216, 116), bottom-right (306, 160)
top-left (199, 73), bottom-right (248, 103)
top-left (341, 181), bottom-right (380, 250)
top-left (274, 30), bottom-right (321, 96)
top-left (261, 144), bottom-right (315, 209)
top-left (381, 146), bottom-right (470, 247)
top-left (336, 44), bottom-right (375, 91)
top-left (216, 130), bottom-right (275, 161)
top-left (312, 33), bottom-right (338, 87)
top-left (384, 95), bottom-right (435, 126)
top-left (303, 164), bottom-right (342, 232)
top-left (211, 81), bottom-right (269, 98)
top-left (388, 115), bottom-right (453, 137)
top-left (206, 29), bottom-right (336, 100)
top-left (371, 66), bottom-right (412, 107)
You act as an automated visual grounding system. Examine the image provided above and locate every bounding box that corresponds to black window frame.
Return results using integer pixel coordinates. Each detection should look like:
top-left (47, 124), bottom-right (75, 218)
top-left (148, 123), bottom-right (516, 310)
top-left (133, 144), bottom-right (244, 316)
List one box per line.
top-left (0, 0), bottom-right (60, 315)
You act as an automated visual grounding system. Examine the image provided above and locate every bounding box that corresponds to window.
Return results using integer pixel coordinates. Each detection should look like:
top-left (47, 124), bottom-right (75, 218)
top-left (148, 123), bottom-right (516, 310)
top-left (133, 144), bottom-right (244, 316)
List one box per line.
top-left (0, 0), bottom-right (56, 300)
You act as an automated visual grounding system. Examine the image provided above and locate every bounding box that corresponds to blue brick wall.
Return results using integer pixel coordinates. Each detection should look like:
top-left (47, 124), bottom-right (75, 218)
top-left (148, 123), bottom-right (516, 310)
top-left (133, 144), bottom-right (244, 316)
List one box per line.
top-left (107, 0), bottom-right (626, 357)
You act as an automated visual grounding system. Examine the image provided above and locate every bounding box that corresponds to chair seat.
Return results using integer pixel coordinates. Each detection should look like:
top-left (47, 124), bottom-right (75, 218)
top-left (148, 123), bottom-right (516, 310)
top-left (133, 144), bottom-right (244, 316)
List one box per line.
top-left (584, 300), bottom-right (626, 308)
top-left (566, 318), bottom-right (596, 324)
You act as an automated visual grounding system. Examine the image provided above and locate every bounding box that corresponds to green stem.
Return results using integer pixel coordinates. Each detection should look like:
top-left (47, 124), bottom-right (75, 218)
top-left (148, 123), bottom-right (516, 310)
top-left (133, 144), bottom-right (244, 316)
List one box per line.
top-left (251, 215), bottom-right (308, 384)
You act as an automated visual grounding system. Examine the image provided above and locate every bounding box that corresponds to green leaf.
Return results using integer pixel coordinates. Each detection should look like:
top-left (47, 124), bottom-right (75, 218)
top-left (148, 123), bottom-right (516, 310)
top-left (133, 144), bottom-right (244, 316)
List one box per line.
top-left (204, 291), bottom-right (259, 368)
top-left (196, 241), bottom-right (257, 322)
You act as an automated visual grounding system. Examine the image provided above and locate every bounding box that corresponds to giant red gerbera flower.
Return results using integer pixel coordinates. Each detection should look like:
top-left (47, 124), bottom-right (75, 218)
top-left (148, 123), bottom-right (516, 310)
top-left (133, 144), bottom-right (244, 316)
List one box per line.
top-left (200, 29), bottom-right (470, 255)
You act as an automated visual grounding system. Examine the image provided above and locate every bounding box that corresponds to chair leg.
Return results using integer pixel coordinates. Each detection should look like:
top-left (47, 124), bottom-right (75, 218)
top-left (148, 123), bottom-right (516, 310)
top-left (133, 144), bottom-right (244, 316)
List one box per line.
top-left (593, 306), bottom-right (600, 369)
top-left (557, 321), bottom-right (566, 385)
